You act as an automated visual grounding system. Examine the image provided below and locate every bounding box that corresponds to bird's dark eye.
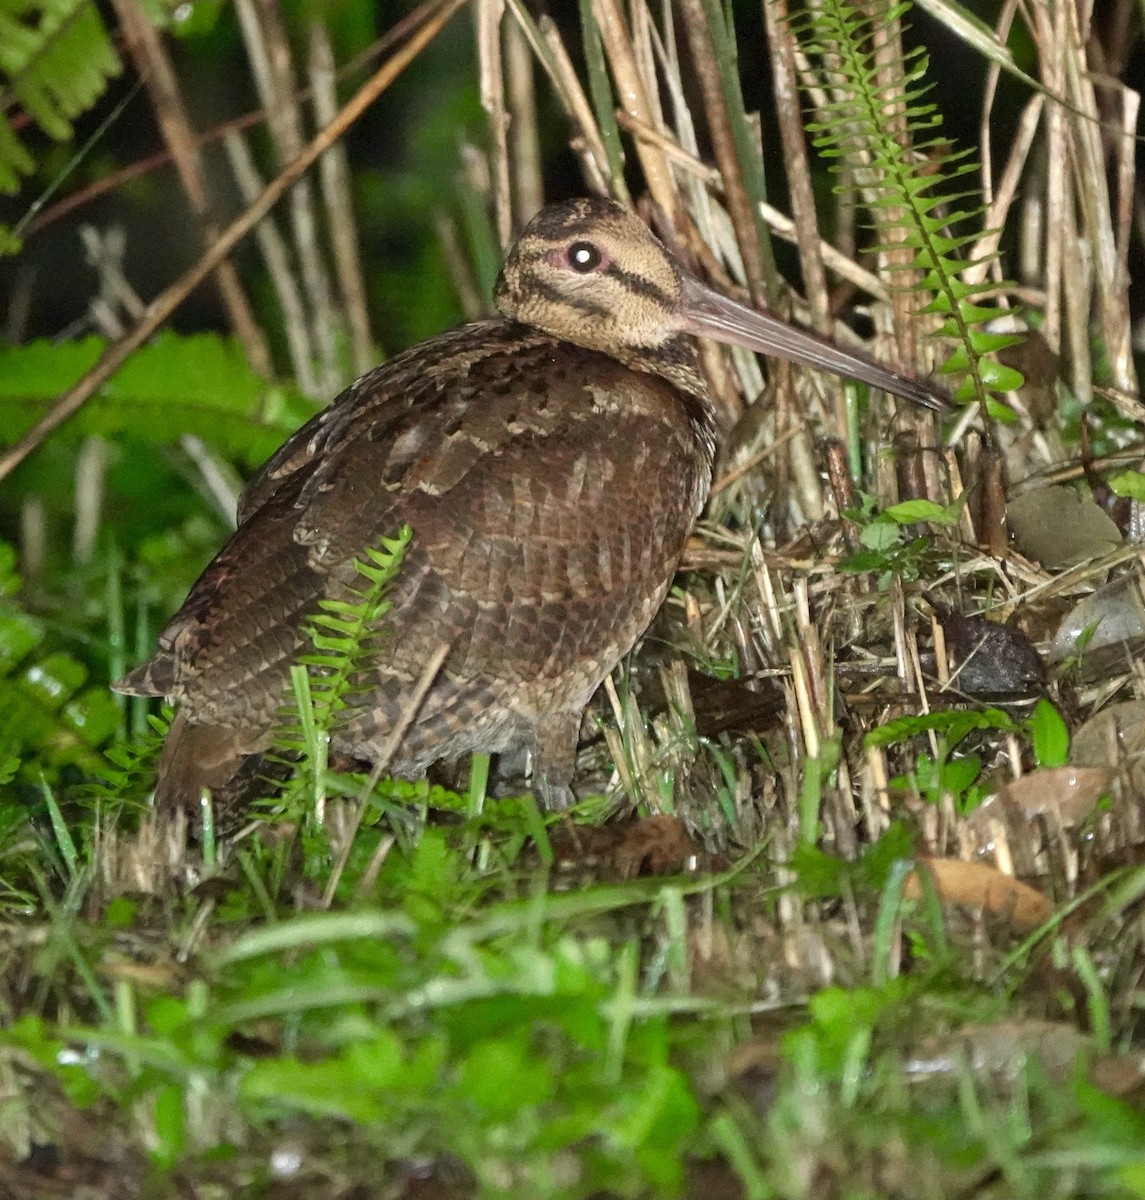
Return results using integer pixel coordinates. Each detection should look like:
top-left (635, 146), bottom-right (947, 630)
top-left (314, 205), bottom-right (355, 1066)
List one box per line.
top-left (567, 241), bottom-right (602, 273)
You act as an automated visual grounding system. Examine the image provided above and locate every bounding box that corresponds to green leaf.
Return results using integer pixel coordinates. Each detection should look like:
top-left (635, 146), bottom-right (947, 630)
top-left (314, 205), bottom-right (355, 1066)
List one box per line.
top-left (1029, 699), bottom-right (1069, 768)
top-left (459, 1036), bottom-right (553, 1120)
top-left (0, 333), bottom-right (316, 464)
top-left (859, 519), bottom-right (902, 551)
top-left (865, 707), bottom-right (1015, 749)
top-left (1108, 470), bottom-right (1145, 501)
top-left (240, 1055), bottom-right (388, 1123)
top-left (790, 843), bottom-right (847, 898)
top-left (0, 608), bottom-right (44, 671)
top-left (149, 1084), bottom-right (186, 1169)
top-left (977, 359), bottom-right (1025, 392)
top-left (0, 0), bottom-right (121, 193)
top-left (882, 499), bottom-right (959, 525)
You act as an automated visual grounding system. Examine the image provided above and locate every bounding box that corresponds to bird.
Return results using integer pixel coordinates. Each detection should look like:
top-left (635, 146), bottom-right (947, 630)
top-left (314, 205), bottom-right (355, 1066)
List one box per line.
top-left (115, 196), bottom-right (948, 812)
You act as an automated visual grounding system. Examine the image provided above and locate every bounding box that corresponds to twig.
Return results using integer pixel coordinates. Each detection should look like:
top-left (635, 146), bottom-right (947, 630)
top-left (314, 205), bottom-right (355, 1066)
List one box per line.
top-left (27, 5), bottom-right (442, 237)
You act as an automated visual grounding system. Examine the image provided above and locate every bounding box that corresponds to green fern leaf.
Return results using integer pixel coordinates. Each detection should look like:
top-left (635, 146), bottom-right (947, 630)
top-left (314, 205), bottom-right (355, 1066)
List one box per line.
top-left (276, 528), bottom-right (413, 812)
top-left (792, 0), bottom-right (1025, 407)
top-left (0, 0), bottom-right (120, 193)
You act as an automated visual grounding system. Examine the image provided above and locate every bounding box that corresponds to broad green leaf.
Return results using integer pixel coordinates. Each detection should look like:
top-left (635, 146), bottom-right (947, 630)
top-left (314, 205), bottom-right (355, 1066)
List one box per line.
top-left (1029, 699), bottom-right (1069, 768)
top-left (0, 333), bottom-right (316, 464)
top-left (882, 499), bottom-right (959, 525)
top-left (859, 519), bottom-right (902, 551)
top-left (1108, 470), bottom-right (1145, 501)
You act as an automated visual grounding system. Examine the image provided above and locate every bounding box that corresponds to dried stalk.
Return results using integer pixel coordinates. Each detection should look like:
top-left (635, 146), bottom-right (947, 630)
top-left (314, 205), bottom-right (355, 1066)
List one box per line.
top-left (235, 0), bottom-right (340, 394)
top-left (109, 0), bottom-right (272, 377)
top-left (309, 21), bottom-right (374, 377)
top-left (223, 130), bottom-right (317, 395)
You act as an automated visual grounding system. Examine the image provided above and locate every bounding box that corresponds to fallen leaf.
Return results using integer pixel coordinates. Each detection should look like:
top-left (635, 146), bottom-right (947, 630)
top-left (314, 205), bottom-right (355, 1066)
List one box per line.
top-left (965, 766), bottom-right (1115, 870)
top-left (550, 814), bottom-right (705, 881)
top-left (971, 766), bottom-right (1114, 829)
top-left (1047, 574), bottom-right (1145, 676)
top-left (906, 857), bottom-right (1052, 930)
top-left (1070, 700), bottom-right (1145, 797)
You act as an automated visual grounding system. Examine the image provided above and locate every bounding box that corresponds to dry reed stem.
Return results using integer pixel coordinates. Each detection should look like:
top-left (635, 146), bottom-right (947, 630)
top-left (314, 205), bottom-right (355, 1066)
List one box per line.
top-left (236, 0), bottom-right (341, 394)
top-left (533, 15), bottom-right (610, 193)
top-left (109, 0), bottom-right (273, 378)
top-left (763, 0), bottom-right (830, 336)
top-left (435, 212), bottom-right (485, 320)
top-left (309, 21), bottom-right (375, 377)
top-left (592, 0), bottom-right (681, 227)
top-left (505, 18), bottom-right (544, 227)
top-left (677, 0), bottom-right (767, 308)
top-left (223, 129), bottom-right (319, 395)
top-left (477, 0), bottom-right (514, 249)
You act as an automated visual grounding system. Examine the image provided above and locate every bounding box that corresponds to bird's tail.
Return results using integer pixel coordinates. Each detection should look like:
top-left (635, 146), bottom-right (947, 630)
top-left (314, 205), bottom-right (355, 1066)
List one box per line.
top-left (153, 711), bottom-right (258, 810)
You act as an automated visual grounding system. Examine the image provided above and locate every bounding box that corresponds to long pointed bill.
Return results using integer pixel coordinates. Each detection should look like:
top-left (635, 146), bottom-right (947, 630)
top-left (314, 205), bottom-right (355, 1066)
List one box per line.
top-left (678, 273), bottom-right (951, 413)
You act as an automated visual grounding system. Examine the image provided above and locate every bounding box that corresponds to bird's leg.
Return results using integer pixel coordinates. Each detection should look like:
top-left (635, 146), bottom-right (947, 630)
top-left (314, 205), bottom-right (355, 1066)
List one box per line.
top-left (529, 711), bottom-right (581, 811)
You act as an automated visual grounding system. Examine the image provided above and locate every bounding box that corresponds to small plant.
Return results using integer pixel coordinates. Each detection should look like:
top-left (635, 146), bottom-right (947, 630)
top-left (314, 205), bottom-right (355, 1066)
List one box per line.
top-left (792, 0), bottom-right (1025, 413)
top-left (276, 526), bottom-right (412, 816)
top-left (0, 540), bottom-right (120, 784)
top-left (841, 494), bottom-right (964, 586)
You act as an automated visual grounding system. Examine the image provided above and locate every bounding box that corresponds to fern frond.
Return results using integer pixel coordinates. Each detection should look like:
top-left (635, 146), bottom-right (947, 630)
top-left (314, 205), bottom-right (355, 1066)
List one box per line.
top-left (791, 0), bottom-right (1023, 411)
top-left (0, 0), bottom-right (120, 196)
top-left (277, 528), bottom-right (412, 814)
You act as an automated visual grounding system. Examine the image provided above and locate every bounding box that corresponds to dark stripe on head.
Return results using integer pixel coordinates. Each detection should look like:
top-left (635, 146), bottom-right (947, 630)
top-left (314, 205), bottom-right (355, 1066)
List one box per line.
top-left (610, 267), bottom-right (674, 308)
top-left (524, 277), bottom-right (613, 320)
top-left (521, 197), bottom-right (626, 242)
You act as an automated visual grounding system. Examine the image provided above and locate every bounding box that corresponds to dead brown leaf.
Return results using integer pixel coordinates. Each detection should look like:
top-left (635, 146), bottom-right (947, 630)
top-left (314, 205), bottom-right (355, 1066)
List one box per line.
top-left (550, 814), bottom-right (705, 881)
top-left (968, 766), bottom-right (1114, 841)
top-left (906, 857), bottom-right (1053, 930)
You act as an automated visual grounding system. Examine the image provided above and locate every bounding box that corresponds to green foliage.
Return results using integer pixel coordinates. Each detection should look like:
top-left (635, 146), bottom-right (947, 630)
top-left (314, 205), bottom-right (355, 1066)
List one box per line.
top-left (277, 527), bottom-right (412, 810)
top-left (1108, 469), bottom-right (1145, 501)
top-left (868, 700), bottom-right (1074, 811)
top-left (1029, 698), bottom-right (1069, 768)
top-left (0, 0), bottom-right (120, 218)
top-left (791, 820), bottom-right (916, 899)
top-left (840, 491), bottom-right (967, 586)
top-left (1, 826), bottom-right (718, 1197)
top-left (792, 0), bottom-right (1024, 409)
top-left (0, 332), bottom-right (318, 465)
top-left (0, 540), bottom-right (119, 783)
top-left (302, 529), bottom-right (411, 737)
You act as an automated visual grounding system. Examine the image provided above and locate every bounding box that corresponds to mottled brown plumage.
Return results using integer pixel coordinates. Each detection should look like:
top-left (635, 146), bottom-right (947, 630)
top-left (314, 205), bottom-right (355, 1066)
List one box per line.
top-left (117, 197), bottom-right (946, 810)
